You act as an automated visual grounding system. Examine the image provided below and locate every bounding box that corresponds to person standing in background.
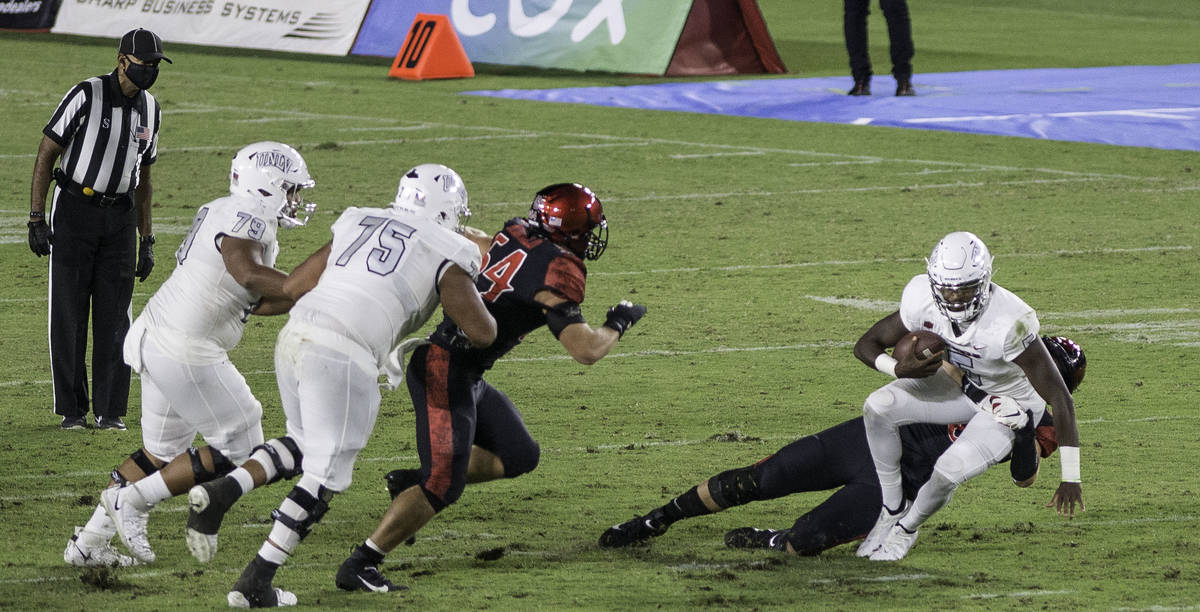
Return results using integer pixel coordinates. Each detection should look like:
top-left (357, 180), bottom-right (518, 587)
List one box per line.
top-left (28, 28), bottom-right (166, 431)
top-left (843, 0), bottom-right (915, 96)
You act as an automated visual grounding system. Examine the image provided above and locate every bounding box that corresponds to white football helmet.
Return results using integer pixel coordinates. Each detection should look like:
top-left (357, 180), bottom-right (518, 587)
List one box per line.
top-left (229, 142), bottom-right (316, 229)
top-left (393, 163), bottom-right (470, 232)
top-left (926, 231), bottom-right (994, 323)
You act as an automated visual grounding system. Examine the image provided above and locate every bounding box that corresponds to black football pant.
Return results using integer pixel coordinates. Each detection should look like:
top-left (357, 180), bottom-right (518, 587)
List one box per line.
top-left (844, 0), bottom-right (914, 80)
top-left (406, 344), bottom-right (541, 511)
top-left (751, 418), bottom-right (884, 555)
top-left (47, 187), bottom-right (135, 420)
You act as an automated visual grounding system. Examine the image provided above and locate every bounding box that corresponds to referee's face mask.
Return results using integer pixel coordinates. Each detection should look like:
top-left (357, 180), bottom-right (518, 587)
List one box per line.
top-left (121, 55), bottom-right (159, 91)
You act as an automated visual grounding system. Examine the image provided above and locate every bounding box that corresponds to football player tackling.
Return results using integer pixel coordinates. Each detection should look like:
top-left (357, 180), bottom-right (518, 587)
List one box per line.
top-left (332, 183), bottom-right (647, 595)
top-left (65, 142), bottom-right (316, 567)
top-left (855, 231), bottom-right (1082, 561)
top-left (596, 336), bottom-right (1085, 555)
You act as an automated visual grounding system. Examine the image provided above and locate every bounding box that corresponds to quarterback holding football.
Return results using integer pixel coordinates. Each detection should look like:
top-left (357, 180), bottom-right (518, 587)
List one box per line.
top-left (851, 231), bottom-right (1082, 561)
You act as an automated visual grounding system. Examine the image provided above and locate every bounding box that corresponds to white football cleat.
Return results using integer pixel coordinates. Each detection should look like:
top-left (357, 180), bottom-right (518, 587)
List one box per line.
top-left (856, 499), bottom-right (910, 557)
top-left (64, 526), bottom-right (140, 567)
top-left (227, 587), bottom-right (297, 608)
top-left (868, 523), bottom-right (919, 561)
top-left (101, 485), bottom-right (156, 563)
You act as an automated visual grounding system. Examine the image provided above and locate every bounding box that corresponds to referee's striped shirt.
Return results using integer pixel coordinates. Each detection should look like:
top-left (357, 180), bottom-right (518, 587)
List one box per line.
top-left (43, 69), bottom-right (161, 196)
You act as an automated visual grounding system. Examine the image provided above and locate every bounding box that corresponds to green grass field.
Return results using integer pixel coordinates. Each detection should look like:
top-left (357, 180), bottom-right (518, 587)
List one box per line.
top-left (1, 1), bottom-right (1198, 609)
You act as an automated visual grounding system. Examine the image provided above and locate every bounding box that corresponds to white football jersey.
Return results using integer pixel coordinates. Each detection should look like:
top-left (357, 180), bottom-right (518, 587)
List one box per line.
top-left (899, 274), bottom-right (1041, 402)
top-left (138, 195), bottom-right (281, 363)
top-left (290, 206), bottom-right (482, 367)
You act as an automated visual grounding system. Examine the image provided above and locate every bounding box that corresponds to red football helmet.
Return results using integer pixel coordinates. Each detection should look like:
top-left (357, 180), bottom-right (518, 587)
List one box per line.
top-left (528, 183), bottom-right (608, 260)
top-left (1042, 336), bottom-right (1086, 392)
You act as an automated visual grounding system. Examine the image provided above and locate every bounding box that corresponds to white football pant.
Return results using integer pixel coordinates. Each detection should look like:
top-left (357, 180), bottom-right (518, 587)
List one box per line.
top-left (137, 338), bottom-right (265, 464)
top-left (274, 320), bottom-right (381, 493)
top-left (863, 368), bottom-right (1046, 526)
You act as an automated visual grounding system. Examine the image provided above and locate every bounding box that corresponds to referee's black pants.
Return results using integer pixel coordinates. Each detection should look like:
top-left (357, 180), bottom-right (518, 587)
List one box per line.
top-left (843, 0), bottom-right (914, 80)
top-left (48, 187), bottom-right (135, 421)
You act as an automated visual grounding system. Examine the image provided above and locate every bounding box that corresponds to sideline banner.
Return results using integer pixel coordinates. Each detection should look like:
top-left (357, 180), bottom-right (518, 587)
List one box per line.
top-left (52, 0), bottom-right (370, 56)
top-left (353, 0), bottom-right (694, 74)
top-left (0, 0), bottom-right (59, 29)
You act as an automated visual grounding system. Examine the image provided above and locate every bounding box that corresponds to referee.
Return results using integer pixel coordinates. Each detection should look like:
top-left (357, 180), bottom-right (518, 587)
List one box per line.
top-left (28, 28), bottom-right (168, 431)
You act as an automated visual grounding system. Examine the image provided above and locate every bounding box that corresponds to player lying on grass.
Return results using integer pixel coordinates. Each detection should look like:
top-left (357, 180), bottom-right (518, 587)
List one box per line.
top-left (64, 142), bottom-right (315, 567)
top-left (598, 336), bottom-right (1085, 555)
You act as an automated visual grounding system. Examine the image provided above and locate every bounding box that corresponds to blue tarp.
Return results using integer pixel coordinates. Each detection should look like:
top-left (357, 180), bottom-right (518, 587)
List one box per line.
top-left (465, 65), bottom-right (1200, 152)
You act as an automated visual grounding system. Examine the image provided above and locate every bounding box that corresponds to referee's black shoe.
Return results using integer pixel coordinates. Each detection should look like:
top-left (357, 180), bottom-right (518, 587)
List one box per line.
top-left (61, 416), bottom-right (88, 430)
top-left (95, 416), bottom-right (127, 430)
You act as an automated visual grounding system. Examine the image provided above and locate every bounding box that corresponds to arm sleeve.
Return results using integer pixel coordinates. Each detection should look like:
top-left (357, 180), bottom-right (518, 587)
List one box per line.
top-left (544, 256), bottom-right (586, 304)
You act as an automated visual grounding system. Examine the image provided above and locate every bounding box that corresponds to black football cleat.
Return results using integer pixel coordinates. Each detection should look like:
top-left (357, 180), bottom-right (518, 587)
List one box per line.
top-left (227, 556), bottom-right (295, 608)
top-left (724, 527), bottom-right (788, 551)
top-left (335, 546), bottom-right (407, 593)
top-left (895, 76), bottom-right (915, 96)
top-left (186, 477), bottom-right (242, 562)
top-left (598, 511), bottom-right (669, 548)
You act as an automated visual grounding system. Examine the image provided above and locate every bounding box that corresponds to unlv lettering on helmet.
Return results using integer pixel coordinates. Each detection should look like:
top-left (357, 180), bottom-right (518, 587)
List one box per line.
top-left (252, 151), bottom-right (294, 174)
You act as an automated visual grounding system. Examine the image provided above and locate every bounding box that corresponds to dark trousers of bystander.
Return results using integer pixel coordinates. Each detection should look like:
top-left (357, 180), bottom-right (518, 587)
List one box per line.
top-left (47, 186), bottom-right (136, 421)
top-left (843, 0), bottom-right (914, 81)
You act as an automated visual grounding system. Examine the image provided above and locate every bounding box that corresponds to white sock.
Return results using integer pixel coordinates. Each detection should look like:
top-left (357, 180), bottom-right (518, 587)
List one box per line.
top-left (365, 538), bottom-right (386, 556)
top-left (133, 472), bottom-right (172, 506)
top-left (83, 504), bottom-right (116, 538)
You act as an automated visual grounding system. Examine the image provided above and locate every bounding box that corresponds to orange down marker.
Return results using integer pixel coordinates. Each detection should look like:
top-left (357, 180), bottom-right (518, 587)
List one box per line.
top-left (389, 13), bottom-right (475, 80)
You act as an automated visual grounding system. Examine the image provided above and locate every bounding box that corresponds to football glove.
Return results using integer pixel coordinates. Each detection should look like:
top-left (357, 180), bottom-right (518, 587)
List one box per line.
top-left (982, 395), bottom-right (1029, 430)
top-left (602, 300), bottom-right (646, 337)
top-left (135, 235), bottom-right (155, 282)
top-left (28, 220), bottom-right (50, 256)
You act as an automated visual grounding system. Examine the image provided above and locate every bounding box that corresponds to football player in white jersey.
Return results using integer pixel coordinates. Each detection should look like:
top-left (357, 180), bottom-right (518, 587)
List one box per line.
top-left (64, 142), bottom-right (316, 568)
top-left (852, 231), bottom-right (1081, 561)
top-left (186, 164), bottom-right (496, 608)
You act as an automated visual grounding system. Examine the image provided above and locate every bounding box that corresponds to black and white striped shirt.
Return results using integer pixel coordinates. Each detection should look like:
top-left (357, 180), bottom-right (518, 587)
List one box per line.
top-left (43, 70), bottom-right (161, 196)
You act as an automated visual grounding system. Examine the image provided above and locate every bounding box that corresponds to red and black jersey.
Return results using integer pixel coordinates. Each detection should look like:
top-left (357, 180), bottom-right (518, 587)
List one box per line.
top-left (430, 218), bottom-right (587, 371)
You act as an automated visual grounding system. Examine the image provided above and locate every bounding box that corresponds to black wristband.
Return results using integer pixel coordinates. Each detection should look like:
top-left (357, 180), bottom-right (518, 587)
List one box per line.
top-left (29, 210), bottom-right (45, 219)
top-left (140, 234), bottom-right (156, 245)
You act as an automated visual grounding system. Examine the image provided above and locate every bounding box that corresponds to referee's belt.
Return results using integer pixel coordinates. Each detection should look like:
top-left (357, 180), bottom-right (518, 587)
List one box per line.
top-left (53, 169), bottom-right (132, 208)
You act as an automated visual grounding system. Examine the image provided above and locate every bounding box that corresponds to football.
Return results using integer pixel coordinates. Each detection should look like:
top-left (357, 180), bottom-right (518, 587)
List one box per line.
top-left (893, 330), bottom-right (946, 361)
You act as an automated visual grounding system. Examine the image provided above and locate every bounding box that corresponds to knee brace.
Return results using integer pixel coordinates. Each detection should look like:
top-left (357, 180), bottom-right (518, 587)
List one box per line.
top-left (188, 447), bottom-right (235, 484)
top-left (252, 436), bottom-right (303, 484)
top-left (706, 466), bottom-right (762, 509)
top-left (111, 448), bottom-right (161, 486)
top-left (269, 476), bottom-right (335, 546)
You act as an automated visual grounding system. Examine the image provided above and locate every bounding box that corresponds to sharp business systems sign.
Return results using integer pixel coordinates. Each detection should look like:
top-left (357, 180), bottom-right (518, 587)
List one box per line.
top-left (53, 1), bottom-right (371, 56)
top-left (353, 0), bottom-right (695, 74)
